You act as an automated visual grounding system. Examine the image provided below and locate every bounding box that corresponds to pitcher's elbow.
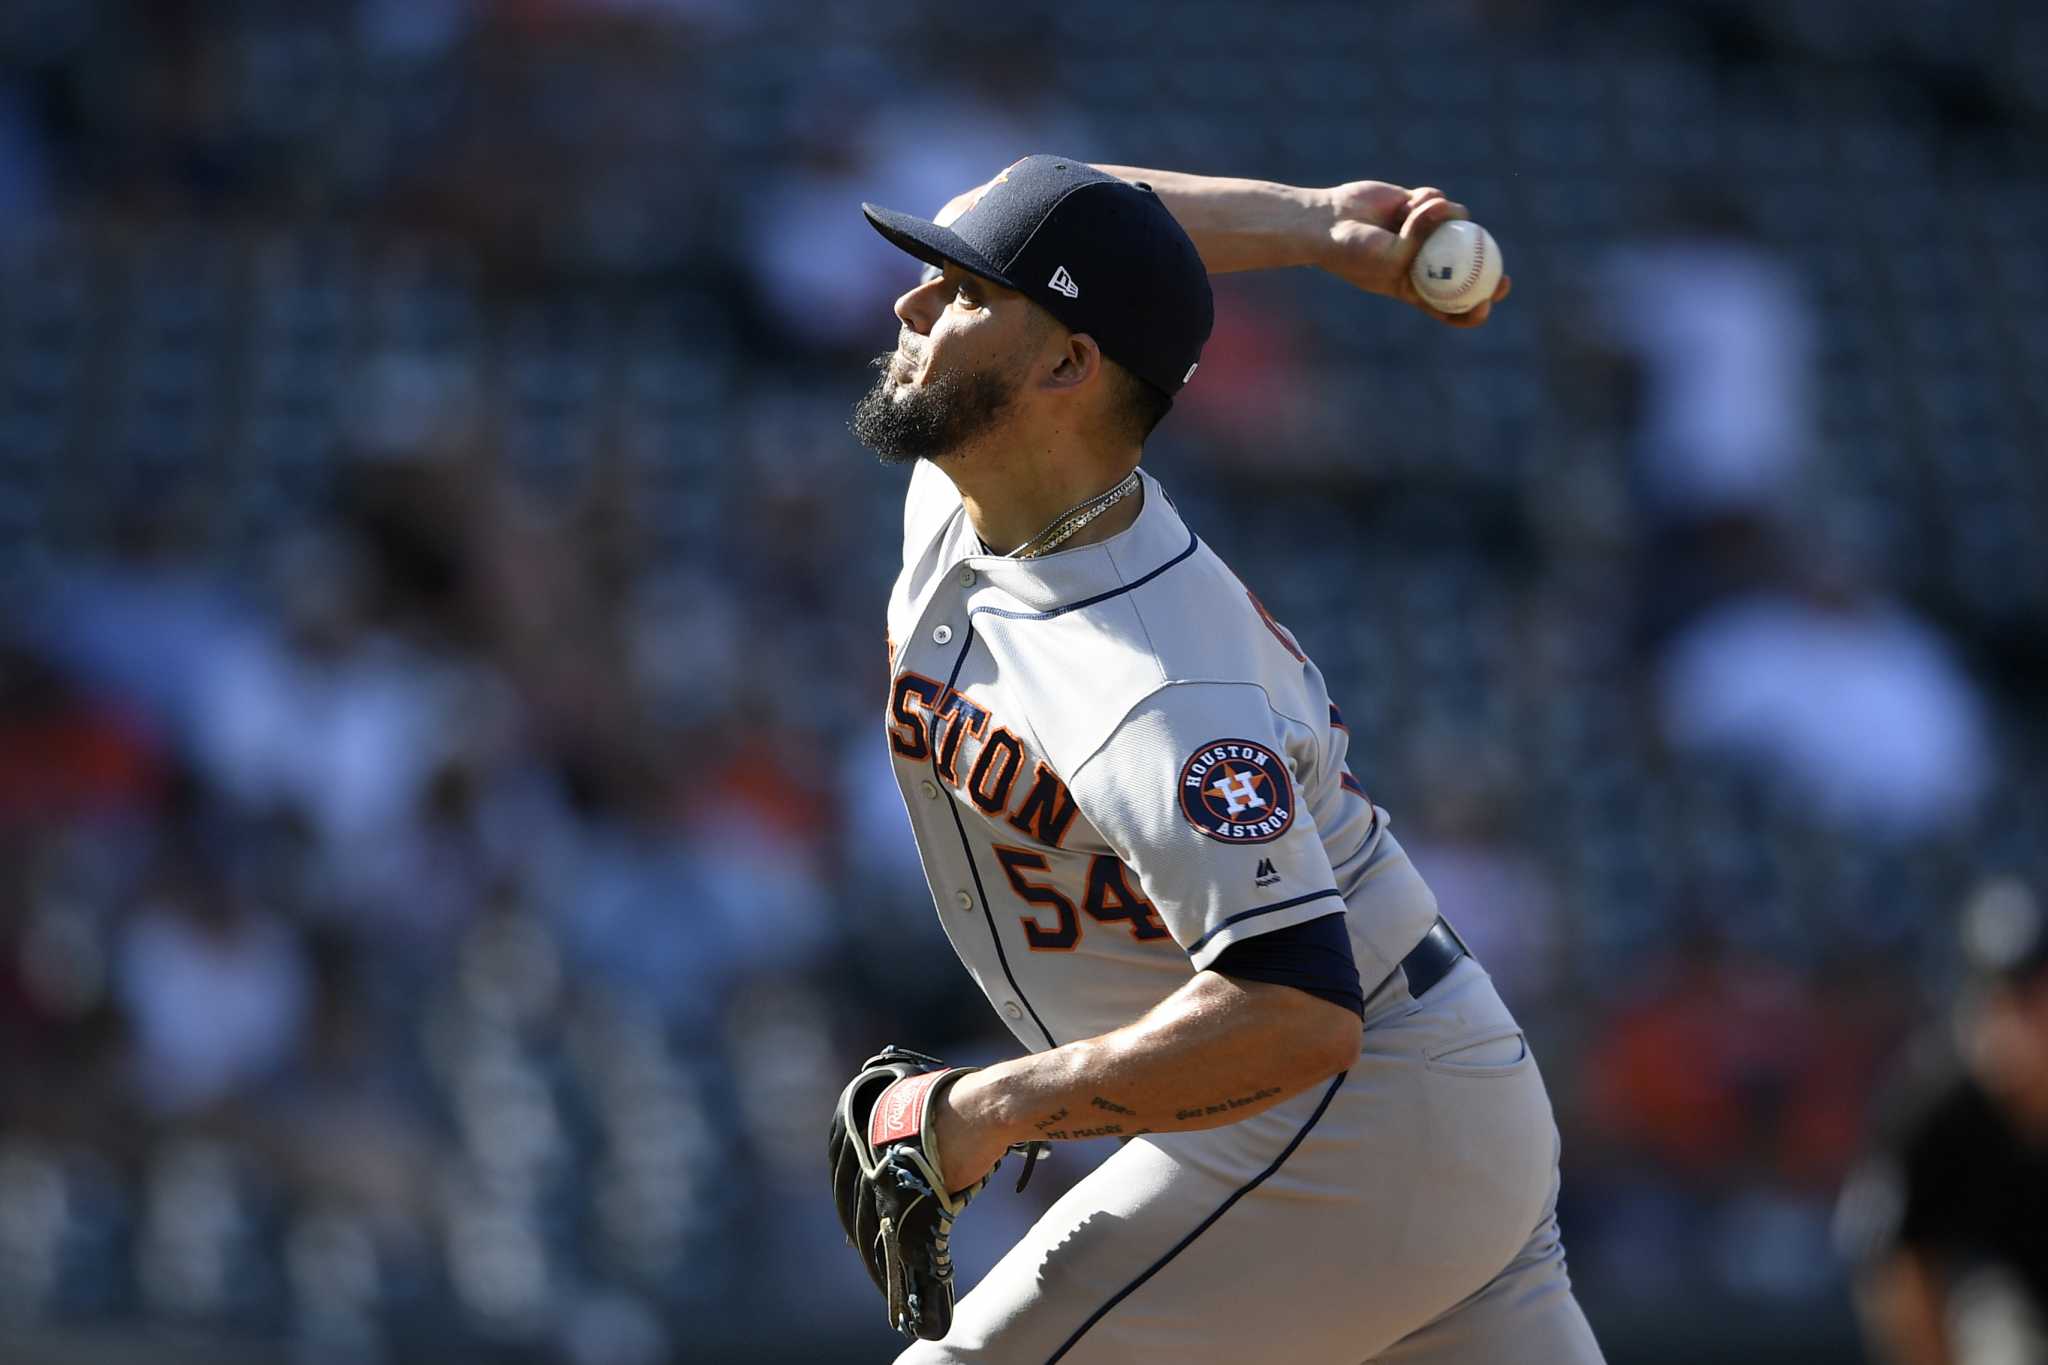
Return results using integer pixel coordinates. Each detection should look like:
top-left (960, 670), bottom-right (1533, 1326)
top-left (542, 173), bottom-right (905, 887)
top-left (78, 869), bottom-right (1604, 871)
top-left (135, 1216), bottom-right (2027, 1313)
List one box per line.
top-left (1296, 998), bottom-right (1361, 1076)
top-left (1323, 1013), bottom-right (1362, 1074)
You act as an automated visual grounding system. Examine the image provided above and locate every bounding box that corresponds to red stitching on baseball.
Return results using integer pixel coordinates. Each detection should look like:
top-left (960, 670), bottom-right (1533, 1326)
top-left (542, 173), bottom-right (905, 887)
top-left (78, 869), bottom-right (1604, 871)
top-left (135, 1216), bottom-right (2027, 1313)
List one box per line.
top-left (1459, 231), bottom-right (1486, 297)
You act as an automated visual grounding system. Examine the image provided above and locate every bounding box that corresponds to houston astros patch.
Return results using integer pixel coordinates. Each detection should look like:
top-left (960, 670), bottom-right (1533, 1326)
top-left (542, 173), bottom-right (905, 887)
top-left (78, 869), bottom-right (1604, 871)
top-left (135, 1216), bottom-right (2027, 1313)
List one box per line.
top-left (1179, 739), bottom-right (1294, 843)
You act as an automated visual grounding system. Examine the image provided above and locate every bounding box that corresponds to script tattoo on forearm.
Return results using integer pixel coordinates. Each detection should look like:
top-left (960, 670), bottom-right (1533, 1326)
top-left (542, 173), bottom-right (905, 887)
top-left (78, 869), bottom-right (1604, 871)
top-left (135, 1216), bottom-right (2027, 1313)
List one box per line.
top-left (1090, 1095), bottom-right (1136, 1115)
top-left (1039, 1123), bottom-right (1124, 1140)
top-left (1032, 1107), bottom-right (1069, 1132)
top-left (1173, 1086), bottom-right (1283, 1121)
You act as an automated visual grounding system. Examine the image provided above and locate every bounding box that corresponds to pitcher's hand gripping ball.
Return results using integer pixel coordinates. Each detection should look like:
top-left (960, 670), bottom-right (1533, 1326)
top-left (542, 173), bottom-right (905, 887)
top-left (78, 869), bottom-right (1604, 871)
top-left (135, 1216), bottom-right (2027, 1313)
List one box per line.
top-left (1410, 219), bottom-right (1504, 315)
top-left (829, 1046), bottom-right (990, 1341)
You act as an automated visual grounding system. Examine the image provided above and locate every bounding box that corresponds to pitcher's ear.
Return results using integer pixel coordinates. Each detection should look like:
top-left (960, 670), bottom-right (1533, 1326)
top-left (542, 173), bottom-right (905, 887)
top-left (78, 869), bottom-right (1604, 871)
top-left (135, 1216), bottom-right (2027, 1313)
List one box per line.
top-left (1046, 331), bottom-right (1102, 392)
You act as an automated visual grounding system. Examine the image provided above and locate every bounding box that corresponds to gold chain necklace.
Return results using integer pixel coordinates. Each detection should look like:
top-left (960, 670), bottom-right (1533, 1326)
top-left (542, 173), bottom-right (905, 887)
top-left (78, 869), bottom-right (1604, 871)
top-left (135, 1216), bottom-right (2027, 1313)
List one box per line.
top-left (996, 470), bottom-right (1142, 560)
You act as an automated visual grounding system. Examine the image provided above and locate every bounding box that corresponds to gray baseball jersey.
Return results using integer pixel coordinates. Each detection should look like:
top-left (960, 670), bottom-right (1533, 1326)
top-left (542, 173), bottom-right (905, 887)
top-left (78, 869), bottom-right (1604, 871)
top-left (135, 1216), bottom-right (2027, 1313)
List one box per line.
top-left (886, 461), bottom-right (1434, 1044)
top-left (884, 462), bottom-right (1605, 1364)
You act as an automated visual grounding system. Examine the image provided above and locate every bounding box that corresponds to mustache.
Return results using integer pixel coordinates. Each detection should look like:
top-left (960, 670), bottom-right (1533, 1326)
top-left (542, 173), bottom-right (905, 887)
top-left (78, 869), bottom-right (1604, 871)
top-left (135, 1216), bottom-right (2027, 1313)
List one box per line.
top-left (876, 333), bottom-right (924, 368)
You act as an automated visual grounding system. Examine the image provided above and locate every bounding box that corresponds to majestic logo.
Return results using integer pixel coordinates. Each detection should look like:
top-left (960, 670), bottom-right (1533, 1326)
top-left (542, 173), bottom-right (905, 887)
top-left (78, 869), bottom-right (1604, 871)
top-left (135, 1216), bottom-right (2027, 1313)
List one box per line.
top-left (1178, 739), bottom-right (1295, 844)
top-left (1254, 858), bottom-right (1281, 888)
top-left (1048, 266), bottom-right (1080, 299)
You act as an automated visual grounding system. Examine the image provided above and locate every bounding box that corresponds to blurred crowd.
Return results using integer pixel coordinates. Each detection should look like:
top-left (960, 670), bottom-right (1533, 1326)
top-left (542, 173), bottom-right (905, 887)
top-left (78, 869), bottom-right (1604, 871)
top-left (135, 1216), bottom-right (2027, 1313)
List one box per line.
top-left (0, 1), bottom-right (2045, 1361)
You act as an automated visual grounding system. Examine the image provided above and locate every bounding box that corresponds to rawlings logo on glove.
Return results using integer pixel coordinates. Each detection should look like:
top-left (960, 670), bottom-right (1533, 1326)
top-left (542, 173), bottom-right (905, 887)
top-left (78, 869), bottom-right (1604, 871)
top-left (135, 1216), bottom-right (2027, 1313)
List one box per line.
top-left (872, 1069), bottom-right (950, 1147)
top-left (828, 1045), bottom-right (1046, 1341)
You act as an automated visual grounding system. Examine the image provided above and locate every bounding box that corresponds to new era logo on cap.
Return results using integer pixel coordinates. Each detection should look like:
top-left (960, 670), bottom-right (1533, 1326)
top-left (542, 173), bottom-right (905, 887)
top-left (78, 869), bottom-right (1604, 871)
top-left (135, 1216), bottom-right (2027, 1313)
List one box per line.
top-left (1048, 266), bottom-right (1080, 299)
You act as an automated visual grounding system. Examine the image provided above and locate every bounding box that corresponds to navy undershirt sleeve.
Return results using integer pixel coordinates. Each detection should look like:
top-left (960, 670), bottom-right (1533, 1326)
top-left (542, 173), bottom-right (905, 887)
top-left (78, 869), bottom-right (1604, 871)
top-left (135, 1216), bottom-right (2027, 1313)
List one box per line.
top-left (1209, 911), bottom-right (1364, 1018)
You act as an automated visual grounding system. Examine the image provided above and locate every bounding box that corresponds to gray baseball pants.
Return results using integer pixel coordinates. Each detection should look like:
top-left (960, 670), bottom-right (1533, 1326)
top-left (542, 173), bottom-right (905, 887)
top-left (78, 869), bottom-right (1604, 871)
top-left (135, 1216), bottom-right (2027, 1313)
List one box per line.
top-left (897, 957), bottom-right (1606, 1364)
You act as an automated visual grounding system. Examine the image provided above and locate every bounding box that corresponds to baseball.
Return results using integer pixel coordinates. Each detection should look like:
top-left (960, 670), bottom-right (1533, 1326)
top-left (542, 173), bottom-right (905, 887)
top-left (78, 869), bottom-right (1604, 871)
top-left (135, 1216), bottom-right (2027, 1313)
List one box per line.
top-left (1409, 220), bottom-right (1503, 314)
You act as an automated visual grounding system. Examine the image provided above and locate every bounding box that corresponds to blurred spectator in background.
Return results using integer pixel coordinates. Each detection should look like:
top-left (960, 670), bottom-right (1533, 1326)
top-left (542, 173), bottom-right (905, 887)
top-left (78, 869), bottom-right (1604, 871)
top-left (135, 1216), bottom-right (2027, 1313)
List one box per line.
top-left (750, 82), bottom-right (1059, 353)
top-left (1837, 878), bottom-right (2048, 1365)
top-left (1657, 543), bottom-right (1993, 840)
top-left (190, 529), bottom-right (456, 850)
top-left (1575, 920), bottom-right (1906, 1303)
top-left (1398, 729), bottom-right (1566, 1015)
top-left (0, 644), bottom-right (165, 825)
top-left (116, 835), bottom-right (310, 1117)
top-left (1574, 192), bottom-right (1819, 655)
top-left (1590, 194), bottom-right (1815, 531)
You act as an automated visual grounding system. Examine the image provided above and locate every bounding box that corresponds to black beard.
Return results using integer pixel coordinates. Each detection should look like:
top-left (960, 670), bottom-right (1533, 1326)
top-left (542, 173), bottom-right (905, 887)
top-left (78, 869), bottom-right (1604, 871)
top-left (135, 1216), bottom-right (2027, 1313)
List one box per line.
top-left (849, 351), bottom-right (1017, 465)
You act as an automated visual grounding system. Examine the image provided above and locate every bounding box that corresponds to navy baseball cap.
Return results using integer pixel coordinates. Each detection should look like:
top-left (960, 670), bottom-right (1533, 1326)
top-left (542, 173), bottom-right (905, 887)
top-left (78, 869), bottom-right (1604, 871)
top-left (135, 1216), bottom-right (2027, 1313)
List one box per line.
top-left (863, 155), bottom-right (1214, 397)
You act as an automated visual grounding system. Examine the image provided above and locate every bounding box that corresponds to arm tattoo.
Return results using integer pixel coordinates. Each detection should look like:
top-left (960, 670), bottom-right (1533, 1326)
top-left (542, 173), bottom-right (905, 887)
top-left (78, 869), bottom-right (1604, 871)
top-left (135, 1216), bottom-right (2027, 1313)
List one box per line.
top-left (1173, 1086), bottom-right (1283, 1122)
top-left (1090, 1095), bottom-right (1137, 1116)
top-left (1032, 1106), bottom-right (1070, 1132)
top-left (1040, 1123), bottom-right (1124, 1140)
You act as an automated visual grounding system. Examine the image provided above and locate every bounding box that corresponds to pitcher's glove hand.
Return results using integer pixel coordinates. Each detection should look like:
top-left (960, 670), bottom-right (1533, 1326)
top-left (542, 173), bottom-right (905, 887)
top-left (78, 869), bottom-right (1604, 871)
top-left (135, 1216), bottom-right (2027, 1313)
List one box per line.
top-left (829, 1046), bottom-right (1040, 1341)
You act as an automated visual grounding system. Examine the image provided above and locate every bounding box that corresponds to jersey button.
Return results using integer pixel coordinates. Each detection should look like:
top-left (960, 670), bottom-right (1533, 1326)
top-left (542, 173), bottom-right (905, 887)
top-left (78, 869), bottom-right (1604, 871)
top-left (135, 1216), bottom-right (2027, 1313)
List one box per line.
top-left (957, 567), bottom-right (976, 588)
top-left (954, 891), bottom-right (974, 911)
top-left (919, 780), bottom-right (939, 800)
top-left (1002, 1001), bottom-right (1023, 1021)
top-left (931, 624), bottom-right (954, 645)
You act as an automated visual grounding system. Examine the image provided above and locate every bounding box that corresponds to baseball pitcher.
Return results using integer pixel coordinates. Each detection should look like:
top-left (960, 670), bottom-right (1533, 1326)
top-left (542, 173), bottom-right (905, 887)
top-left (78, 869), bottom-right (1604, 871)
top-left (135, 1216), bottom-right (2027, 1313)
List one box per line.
top-left (827, 155), bottom-right (1603, 1365)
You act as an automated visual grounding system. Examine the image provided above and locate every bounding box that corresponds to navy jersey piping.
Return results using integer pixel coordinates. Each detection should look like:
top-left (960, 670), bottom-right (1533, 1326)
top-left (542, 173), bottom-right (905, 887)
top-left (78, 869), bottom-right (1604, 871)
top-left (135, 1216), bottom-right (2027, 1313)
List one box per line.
top-left (1185, 888), bottom-right (1345, 956)
top-left (968, 527), bottom-right (1199, 624)
top-left (1045, 1071), bottom-right (1347, 1363)
top-left (925, 527), bottom-right (1199, 1052)
top-left (937, 625), bottom-right (1059, 1052)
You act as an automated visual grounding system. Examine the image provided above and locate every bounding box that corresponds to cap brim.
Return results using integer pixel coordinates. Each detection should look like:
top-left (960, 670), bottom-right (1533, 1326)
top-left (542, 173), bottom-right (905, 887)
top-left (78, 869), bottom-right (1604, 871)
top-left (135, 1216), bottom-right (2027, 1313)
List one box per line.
top-left (862, 204), bottom-right (1015, 289)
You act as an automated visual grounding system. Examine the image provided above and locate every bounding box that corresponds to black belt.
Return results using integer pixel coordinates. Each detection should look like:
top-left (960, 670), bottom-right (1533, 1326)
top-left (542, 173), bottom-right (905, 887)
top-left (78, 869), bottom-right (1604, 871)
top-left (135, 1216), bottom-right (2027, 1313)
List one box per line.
top-left (1393, 917), bottom-right (1469, 999)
